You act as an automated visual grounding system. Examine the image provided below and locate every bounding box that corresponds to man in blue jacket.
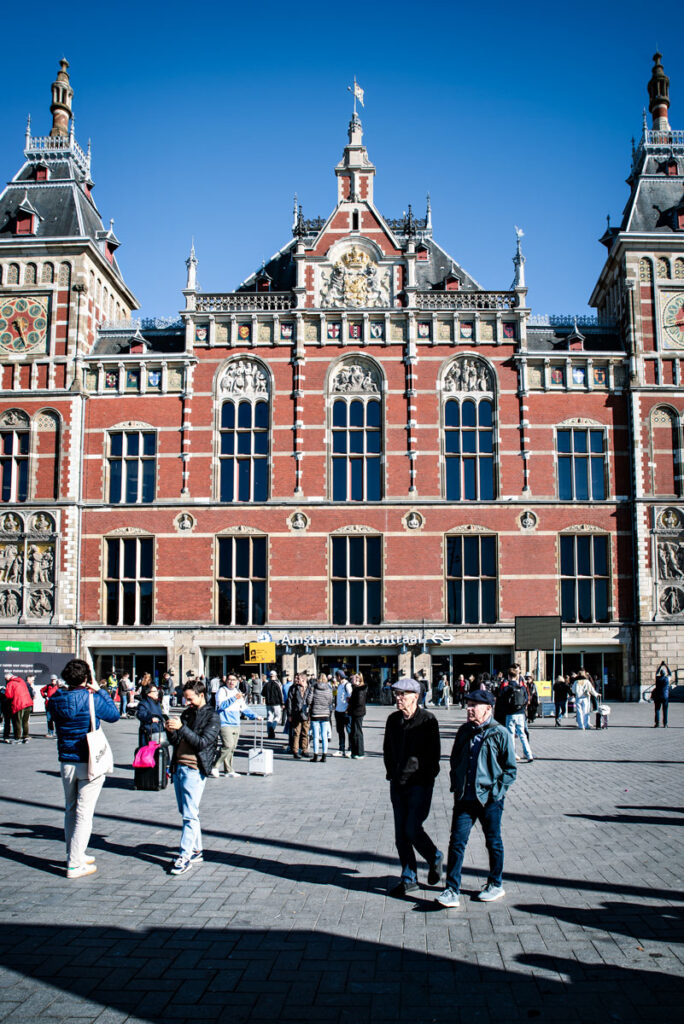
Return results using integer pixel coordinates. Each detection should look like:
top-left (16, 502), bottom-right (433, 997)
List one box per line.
top-left (437, 689), bottom-right (517, 908)
top-left (48, 658), bottom-right (120, 879)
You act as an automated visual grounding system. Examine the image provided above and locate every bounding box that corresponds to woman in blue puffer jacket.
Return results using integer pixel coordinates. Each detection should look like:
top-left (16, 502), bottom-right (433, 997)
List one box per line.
top-left (48, 658), bottom-right (120, 879)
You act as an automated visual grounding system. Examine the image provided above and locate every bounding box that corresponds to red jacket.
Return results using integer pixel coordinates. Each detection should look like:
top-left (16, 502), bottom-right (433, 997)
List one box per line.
top-left (5, 676), bottom-right (34, 714)
top-left (40, 682), bottom-right (60, 702)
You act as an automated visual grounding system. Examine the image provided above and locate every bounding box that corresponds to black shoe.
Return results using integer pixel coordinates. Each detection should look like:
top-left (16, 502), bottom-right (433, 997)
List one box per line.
top-left (389, 880), bottom-right (419, 898)
top-left (320, 753), bottom-right (326, 763)
top-left (293, 752), bottom-right (301, 759)
top-left (311, 754), bottom-right (318, 762)
top-left (427, 851), bottom-right (444, 886)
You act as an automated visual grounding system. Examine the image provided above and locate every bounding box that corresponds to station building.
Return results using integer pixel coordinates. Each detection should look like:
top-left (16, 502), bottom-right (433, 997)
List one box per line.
top-left (0, 56), bottom-right (683, 698)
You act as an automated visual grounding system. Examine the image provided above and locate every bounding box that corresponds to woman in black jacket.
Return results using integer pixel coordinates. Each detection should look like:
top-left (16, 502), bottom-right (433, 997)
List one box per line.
top-left (348, 672), bottom-right (368, 759)
top-left (136, 682), bottom-right (166, 746)
top-left (165, 678), bottom-right (220, 876)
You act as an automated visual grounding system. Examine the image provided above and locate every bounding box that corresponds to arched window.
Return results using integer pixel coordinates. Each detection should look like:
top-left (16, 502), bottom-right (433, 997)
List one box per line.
top-left (218, 359), bottom-right (270, 502)
top-left (650, 407), bottom-right (680, 496)
top-left (58, 262), bottom-right (71, 287)
top-left (329, 360), bottom-right (382, 501)
top-left (442, 357), bottom-right (496, 500)
top-left (34, 411), bottom-right (61, 501)
top-left (639, 258), bottom-right (653, 282)
top-left (0, 411), bottom-right (30, 502)
top-left (675, 258), bottom-right (684, 280)
top-left (24, 263), bottom-right (37, 285)
top-left (657, 257), bottom-right (671, 279)
top-left (42, 262), bottom-right (54, 284)
top-left (7, 264), bottom-right (20, 285)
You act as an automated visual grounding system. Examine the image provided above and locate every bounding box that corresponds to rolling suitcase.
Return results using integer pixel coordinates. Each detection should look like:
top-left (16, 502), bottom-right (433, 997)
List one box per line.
top-left (134, 744), bottom-right (169, 790)
top-left (248, 717), bottom-right (273, 776)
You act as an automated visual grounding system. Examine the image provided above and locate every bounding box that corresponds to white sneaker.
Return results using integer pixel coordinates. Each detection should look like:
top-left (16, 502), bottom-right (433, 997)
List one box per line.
top-left (332, 751), bottom-right (344, 757)
top-left (436, 887), bottom-right (460, 908)
top-left (478, 883), bottom-right (505, 902)
top-left (228, 771), bottom-right (240, 777)
top-left (210, 768), bottom-right (220, 778)
top-left (344, 751), bottom-right (351, 758)
top-left (66, 863), bottom-right (97, 879)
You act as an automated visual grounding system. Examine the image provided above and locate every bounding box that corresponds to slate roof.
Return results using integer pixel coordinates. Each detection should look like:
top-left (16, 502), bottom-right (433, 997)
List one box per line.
top-left (527, 325), bottom-right (624, 353)
top-left (619, 145), bottom-right (684, 233)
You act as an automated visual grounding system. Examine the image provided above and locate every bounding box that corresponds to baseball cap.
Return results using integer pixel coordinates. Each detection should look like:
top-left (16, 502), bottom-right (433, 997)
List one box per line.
top-left (391, 678), bottom-right (421, 694)
top-left (466, 689), bottom-right (496, 706)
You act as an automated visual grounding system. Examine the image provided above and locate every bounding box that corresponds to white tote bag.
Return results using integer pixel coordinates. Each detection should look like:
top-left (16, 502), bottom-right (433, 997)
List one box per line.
top-left (87, 692), bottom-right (114, 780)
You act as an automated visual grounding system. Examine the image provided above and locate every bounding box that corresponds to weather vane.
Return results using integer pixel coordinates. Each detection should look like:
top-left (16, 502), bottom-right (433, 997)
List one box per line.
top-left (348, 76), bottom-right (364, 115)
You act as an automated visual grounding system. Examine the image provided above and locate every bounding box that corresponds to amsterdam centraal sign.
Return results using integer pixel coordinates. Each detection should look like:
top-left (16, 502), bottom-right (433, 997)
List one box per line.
top-left (256, 630), bottom-right (456, 647)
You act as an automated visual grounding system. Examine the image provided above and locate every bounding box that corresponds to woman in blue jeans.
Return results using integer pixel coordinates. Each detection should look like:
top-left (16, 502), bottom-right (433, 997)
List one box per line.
top-left (307, 673), bottom-right (333, 763)
top-left (165, 678), bottom-right (220, 876)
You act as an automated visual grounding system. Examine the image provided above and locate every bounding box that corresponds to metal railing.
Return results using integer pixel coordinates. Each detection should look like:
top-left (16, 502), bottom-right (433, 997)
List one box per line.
top-left (416, 290), bottom-right (517, 311)
top-left (195, 293), bottom-right (295, 312)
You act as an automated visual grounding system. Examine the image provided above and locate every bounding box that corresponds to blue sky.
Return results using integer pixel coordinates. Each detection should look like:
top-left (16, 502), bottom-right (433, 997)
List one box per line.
top-left (0, 0), bottom-right (679, 319)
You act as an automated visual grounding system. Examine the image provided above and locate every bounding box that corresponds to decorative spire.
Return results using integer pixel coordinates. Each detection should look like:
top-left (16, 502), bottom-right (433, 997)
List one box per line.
top-left (425, 193), bottom-right (432, 232)
top-left (185, 241), bottom-right (198, 291)
top-left (512, 226), bottom-right (526, 290)
top-left (648, 52), bottom-right (670, 131)
top-left (50, 58), bottom-right (73, 139)
top-left (292, 193), bottom-right (298, 232)
top-left (25, 114), bottom-right (31, 148)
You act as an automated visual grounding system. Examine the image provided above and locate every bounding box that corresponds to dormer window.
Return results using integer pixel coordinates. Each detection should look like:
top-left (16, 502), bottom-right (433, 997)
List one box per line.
top-left (416, 244), bottom-right (429, 261)
top-left (666, 159), bottom-right (678, 177)
top-left (15, 213), bottom-right (35, 235)
top-left (34, 164), bottom-right (49, 182)
top-left (104, 243), bottom-right (114, 265)
top-left (445, 274), bottom-right (460, 291)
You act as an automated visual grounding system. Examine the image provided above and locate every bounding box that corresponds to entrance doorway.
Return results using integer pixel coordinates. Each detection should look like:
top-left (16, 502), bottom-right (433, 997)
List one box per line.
top-left (204, 652), bottom-right (280, 682)
top-left (432, 651), bottom-right (511, 689)
top-left (544, 650), bottom-right (622, 699)
top-left (317, 653), bottom-right (398, 703)
top-left (93, 650), bottom-right (167, 685)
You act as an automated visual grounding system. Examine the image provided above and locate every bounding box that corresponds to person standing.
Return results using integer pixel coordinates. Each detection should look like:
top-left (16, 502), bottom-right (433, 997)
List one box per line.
top-left (286, 673), bottom-right (311, 759)
top-left (213, 673), bottom-right (256, 776)
top-left (5, 673), bottom-right (35, 744)
top-left (307, 673), bottom-right (334, 763)
top-left (653, 662), bottom-right (671, 728)
top-left (165, 678), bottom-right (220, 875)
top-left (333, 671), bottom-right (352, 757)
top-left (553, 675), bottom-right (571, 727)
top-left (40, 674), bottom-right (61, 738)
top-left (48, 659), bottom-right (120, 878)
top-left (348, 672), bottom-right (368, 759)
top-left (118, 673), bottom-right (133, 716)
top-left (136, 682), bottom-right (167, 747)
top-left (572, 670), bottom-right (598, 730)
top-left (263, 670), bottom-right (284, 740)
top-left (383, 678), bottom-right (442, 897)
top-left (524, 674), bottom-right (539, 727)
top-left (437, 690), bottom-right (517, 908)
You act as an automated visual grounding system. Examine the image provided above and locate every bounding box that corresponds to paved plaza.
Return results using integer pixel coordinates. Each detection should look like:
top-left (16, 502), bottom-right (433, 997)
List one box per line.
top-left (0, 703), bottom-right (681, 1023)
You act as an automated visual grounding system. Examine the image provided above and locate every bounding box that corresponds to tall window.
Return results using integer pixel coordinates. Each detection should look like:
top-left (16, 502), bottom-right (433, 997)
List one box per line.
top-left (220, 400), bottom-right (269, 502)
top-left (560, 534), bottom-right (609, 623)
top-left (445, 398), bottom-right (494, 500)
top-left (331, 534), bottom-right (382, 625)
top-left (0, 415), bottom-right (29, 503)
top-left (105, 537), bottom-right (153, 626)
top-left (217, 535), bottom-right (266, 625)
top-left (446, 534), bottom-right (497, 624)
top-left (332, 397), bottom-right (382, 501)
top-left (108, 431), bottom-right (156, 503)
top-left (557, 428), bottom-right (606, 500)
top-left (650, 408), bottom-right (680, 496)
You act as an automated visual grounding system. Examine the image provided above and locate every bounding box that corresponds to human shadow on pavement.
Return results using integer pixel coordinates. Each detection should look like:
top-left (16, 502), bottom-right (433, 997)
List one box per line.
top-left (566, 811), bottom-right (684, 827)
top-left (0, 922), bottom-right (680, 1024)
top-left (513, 899), bottom-right (684, 944)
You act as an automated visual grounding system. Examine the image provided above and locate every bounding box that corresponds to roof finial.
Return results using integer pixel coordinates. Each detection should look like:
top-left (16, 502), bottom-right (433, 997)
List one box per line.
top-left (347, 76), bottom-right (364, 116)
top-left (292, 193), bottom-right (298, 231)
top-left (426, 193), bottom-right (432, 232)
top-left (648, 51), bottom-right (670, 131)
top-left (50, 58), bottom-right (73, 139)
top-left (25, 114), bottom-right (31, 147)
top-left (512, 225), bottom-right (526, 290)
top-left (185, 240), bottom-right (198, 291)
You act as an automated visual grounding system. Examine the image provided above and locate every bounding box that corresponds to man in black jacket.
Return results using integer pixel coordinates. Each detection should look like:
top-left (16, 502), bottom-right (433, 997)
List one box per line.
top-left (383, 678), bottom-right (442, 897)
top-left (165, 678), bottom-right (220, 875)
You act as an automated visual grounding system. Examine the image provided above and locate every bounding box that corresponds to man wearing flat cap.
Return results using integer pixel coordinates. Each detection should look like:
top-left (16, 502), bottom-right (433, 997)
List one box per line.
top-left (437, 689), bottom-right (516, 908)
top-left (383, 678), bottom-right (442, 897)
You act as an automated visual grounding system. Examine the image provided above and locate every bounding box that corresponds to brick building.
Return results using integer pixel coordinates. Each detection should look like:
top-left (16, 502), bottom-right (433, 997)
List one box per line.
top-left (0, 57), bottom-right (682, 698)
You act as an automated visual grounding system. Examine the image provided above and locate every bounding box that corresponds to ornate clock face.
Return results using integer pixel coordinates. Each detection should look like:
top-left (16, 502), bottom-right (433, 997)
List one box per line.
top-left (0, 296), bottom-right (49, 354)
top-left (661, 291), bottom-right (684, 349)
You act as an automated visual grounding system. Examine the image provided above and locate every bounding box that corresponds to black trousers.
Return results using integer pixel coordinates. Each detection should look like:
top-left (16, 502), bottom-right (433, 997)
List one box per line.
top-left (350, 716), bottom-right (365, 756)
top-left (334, 711), bottom-right (350, 751)
top-left (390, 782), bottom-right (438, 882)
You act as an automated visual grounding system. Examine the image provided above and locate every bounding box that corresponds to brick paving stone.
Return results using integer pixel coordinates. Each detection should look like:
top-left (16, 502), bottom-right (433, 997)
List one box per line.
top-left (0, 704), bottom-right (682, 1022)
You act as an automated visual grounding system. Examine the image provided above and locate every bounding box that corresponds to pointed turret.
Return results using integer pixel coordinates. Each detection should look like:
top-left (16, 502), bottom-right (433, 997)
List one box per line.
top-left (185, 242), bottom-right (198, 291)
top-left (647, 52), bottom-right (670, 131)
top-left (335, 110), bottom-right (376, 204)
top-left (511, 226), bottom-right (526, 291)
top-left (50, 59), bottom-right (73, 138)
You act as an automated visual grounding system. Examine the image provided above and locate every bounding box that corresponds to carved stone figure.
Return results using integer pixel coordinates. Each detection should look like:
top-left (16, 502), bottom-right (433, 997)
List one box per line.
top-left (520, 511), bottom-right (538, 530)
top-left (444, 357), bottom-right (493, 393)
top-left (0, 590), bottom-right (20, 616)
top-left (319, 247), bottom-right (390, 308)
top-left (660, 508), bottom-right (681, 531)
top-left (177, 514), bottom-right (194, 531)
top-left (32, 513), bottom-right (53, 533)
top-left (220, 360), bottom-right (269, 396)
top-left (406, 512), bottom-right (423, 530)
top-left (290, 512), bottom-right (308, 530)
top-left (3, 547), bottom-right (23, 584)
top-left (28, 589), bottom-right (53, 617)
top-left (660, 586), bottom-right (684, 616)
top-left (1, 514), bottom-right (21, 533)
top-left (332, 363), bottom-right (379, 393)
top-left (658, 541), bottom-right (684, 579)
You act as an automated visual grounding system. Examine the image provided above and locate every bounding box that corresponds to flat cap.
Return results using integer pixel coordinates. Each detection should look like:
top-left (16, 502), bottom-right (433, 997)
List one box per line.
top-left (466, 689), bottom-right (496, 706)
top-left (392, 677), bottom-right (421, 694)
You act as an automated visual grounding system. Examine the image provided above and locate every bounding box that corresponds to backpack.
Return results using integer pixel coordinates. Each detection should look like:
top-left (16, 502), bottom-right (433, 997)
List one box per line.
top-left (509, 684), bottom-right (528, 712)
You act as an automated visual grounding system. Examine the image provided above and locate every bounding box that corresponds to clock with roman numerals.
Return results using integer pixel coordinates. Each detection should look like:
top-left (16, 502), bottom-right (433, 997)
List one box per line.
top-left (0, 296), bottom-right (49, 354)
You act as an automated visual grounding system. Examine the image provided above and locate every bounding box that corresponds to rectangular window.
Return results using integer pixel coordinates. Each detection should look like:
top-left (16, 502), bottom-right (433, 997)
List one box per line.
top-left (220, 399), bottom-right (269, 502)
top-left (108, 431), bottom-right (157, 503)
top-left (331, 535), bottom-right (382, 625)
top-left (557, 428), bottom-right (606, 500)
top-left (560, 534), bottom-right (610, 623)
top-left (444, 398), bottom-right (495, 501)
top-left (0, 429), bottom-right (29, 503)
top-left (331, 398), bottom-right (382, 501)
top-left (446, 534), bottom-right (497, 624)
top-left (217, 536), bottom-right (267, 625)
top-left (105, 537), bottom-right (154, 626)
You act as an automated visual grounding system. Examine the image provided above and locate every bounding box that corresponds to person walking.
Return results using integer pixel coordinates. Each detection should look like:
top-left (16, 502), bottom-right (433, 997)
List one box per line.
top-left (383, 678), bottom-right (442, 897)
top-left (348, 672), bottom-right (368, 759)
top-left (5, 673), bottom-right (35, 744)
top-left (437, 689), bottom-right (517, 908)
top-left (47, 658), bottom-right (120, 878)
top-left (496, 667), bottom-right (533, 762)
top-left (653, 662), bottom-right (671, 728)
top-left (213, 673), bottom-right (256, 776)
top-left (40, 674), bottom-right (61, 738)
top-left (455, 674), bottom-right (467, 709)
top-left (572, 670), bottom-right (598, 730)
top-left (553, 675), bottom-right (571, 727)
top-left (286, 673), bottom-right (311, 759)
top-left (333, 671), bottom-right (352, 757)
top-left (262, 670), bottom-right (284, 740)
top-left (165, 677), bottom-right (220, 875)
top-left (308, 673), bottom-right (334, 762)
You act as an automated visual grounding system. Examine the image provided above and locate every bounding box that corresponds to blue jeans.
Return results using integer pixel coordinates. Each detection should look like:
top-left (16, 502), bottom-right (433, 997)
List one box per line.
top-left (120, 693), bottom-right (129, 715)
top-left (173, 765), bottom-right (206, 859)
top-left (554, 699), bottom-right (567, 722)
top-left (311, 719), bottom-right (329, 754)
top-left (446, 797), bottom-right (505, 891)
top-left (390, 783), bottom-right (439, 884)
top-left (654, 699), bottom-right (669, 726)
top-left (506, 712), bottom-right (533, 758)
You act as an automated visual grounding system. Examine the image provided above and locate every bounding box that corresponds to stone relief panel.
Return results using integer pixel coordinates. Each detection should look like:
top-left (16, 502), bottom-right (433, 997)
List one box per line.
top-left (331, 361), bottom-right (380, 394)
top-left (318, 245), bottom-right (391, 309)
top-left (0, 510), bottom-right (57, 620)
top-left (219, 359), bottom-right (270, 396)
top-left (653, 506), bottom-right (684, 619)
top-left (443, 357), bottom-right (494, 395)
